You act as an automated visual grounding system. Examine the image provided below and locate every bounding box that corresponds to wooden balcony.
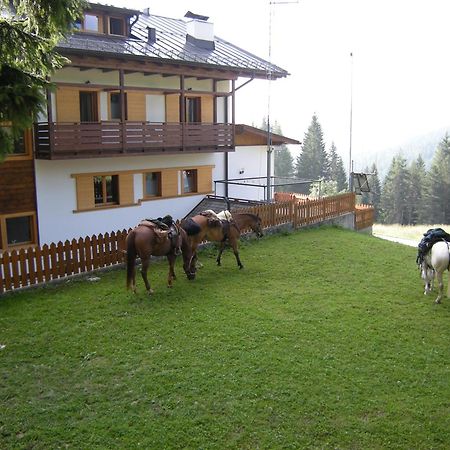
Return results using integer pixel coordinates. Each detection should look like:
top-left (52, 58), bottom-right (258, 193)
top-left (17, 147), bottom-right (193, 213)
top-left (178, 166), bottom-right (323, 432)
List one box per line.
top-left (34, 122), bottom-right (234, 159)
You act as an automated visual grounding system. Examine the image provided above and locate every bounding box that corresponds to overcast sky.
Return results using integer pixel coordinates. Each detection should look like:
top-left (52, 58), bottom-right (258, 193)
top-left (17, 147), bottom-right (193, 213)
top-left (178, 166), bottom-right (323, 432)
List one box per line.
top-left (104, 0), bottom-right (450, 170)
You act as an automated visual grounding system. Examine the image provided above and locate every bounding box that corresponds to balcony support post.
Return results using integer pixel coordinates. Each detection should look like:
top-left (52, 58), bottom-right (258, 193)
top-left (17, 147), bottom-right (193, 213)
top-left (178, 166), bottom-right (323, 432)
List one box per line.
top-left (180, 74), bottom-right (185, 152)
top-left (119, 68), bottom-right (126, 153)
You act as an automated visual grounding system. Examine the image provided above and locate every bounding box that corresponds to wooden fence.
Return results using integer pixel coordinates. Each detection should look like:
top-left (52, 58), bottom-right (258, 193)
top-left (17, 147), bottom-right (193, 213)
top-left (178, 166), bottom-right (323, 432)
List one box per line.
top-left (0, 192), bottom-right (373, 294)
top-left (355, 204), bottom-right (376, 230)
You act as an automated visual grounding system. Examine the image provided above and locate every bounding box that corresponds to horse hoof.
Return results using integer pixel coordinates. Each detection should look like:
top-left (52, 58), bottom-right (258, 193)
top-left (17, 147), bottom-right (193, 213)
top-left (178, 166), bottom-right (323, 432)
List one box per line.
top-left (167, 285), bottom-right (173, 289)
top-left (147, 289), bottom-right (154, 295)
top-left (239, 265), bottom-right (244, 270)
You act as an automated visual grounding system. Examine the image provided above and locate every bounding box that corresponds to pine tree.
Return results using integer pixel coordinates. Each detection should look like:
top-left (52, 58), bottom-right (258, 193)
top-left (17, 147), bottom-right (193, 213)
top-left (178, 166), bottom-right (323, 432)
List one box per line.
top-left (368, 163), bottom-right (382, 221)
top-left (0, 0), bottom-right (86, 158)
top-left (380, 155), bottom-right (410, 224)
top-left (328, 142), bottom-right (348, 192)
top-left (408, 155), bottom-right (427, 224)
top-left (295, 114), bottom-right (328, 194)
top-left (425, 134), bottom-right (450, 223)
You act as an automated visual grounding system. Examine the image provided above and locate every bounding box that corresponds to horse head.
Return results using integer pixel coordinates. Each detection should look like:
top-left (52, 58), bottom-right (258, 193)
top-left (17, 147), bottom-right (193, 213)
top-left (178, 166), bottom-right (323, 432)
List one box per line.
top-left (178, 221), bottom-right (196, 280)
top-left (253, 215), bottom-right (264, 238)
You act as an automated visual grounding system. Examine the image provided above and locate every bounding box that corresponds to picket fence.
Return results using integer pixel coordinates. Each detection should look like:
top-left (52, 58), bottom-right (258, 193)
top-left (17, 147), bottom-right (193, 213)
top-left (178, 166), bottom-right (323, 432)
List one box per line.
top-left (0, 192), bottom-right (373, 293)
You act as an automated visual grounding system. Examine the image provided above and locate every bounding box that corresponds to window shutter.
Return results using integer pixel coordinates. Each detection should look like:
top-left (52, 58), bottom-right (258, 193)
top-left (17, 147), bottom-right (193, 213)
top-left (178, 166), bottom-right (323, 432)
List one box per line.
top-left (118, 173), bottom-right (134, 205)
top-left (161, 169), bottom-right (178, 197)
top-left (56, 88), bottom-right (80, 122)
top-left (197, 166), bottom-right (213, 193)
top-left (201, 95), bottom-right (214, 122)
top-left (76, 175), bottom-right (94, 210)
top-left (165, 94), bottom-right (180, 122)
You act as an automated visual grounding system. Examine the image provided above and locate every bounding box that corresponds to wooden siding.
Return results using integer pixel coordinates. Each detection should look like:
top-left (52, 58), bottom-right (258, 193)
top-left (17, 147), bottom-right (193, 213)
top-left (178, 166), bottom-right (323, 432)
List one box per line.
top-left (0, 159), bottom-right (36, 215)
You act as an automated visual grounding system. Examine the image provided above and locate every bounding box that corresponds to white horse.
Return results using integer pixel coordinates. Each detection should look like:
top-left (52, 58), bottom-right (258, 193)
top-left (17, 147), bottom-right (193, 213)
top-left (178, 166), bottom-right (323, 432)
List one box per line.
top-left (420, 240), bottom-right (450, 303)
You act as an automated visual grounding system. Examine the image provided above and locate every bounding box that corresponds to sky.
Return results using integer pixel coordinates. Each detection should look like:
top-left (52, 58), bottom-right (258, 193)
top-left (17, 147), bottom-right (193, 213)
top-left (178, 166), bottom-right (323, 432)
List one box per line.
top-left (103, 0), bottom-right (450, 172)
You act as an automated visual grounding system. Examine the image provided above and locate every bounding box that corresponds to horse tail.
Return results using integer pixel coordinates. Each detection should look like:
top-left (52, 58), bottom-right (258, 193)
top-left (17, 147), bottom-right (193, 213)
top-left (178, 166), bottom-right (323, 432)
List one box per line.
top-left (126, 230), bottom-right (137, 290)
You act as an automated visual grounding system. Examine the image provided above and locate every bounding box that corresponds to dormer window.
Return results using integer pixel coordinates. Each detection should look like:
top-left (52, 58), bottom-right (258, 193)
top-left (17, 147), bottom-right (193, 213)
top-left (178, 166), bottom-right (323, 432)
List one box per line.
top-left (109, 17), bottom-right (125, 36)
top-left (84, 14), bottom-right (99, 32)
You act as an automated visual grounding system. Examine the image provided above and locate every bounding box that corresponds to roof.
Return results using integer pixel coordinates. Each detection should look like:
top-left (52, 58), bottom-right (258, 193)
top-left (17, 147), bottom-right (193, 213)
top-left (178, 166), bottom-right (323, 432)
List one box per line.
top-left (57, 6), bottom-right (288, 79)
top-left (235, 124), bottom-right (300, 146)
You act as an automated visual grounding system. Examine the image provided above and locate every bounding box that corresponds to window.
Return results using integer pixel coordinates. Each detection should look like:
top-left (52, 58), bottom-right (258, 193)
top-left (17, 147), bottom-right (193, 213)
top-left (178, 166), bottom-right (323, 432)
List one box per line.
top-left (12, 135), bottom-right (26, 155)
top-left (80, 91), bottom-right (98, 122)
top-left (144, 172), bottom-right (161, 197)
top-left (182, 169), bottom-right (197, 194)
top-left (109, 17), bottom-right (125, 36)
top-left (185, 97), bottom-right (201, 122)
top-left (0, 213), bottom-right (37, 249)
top-left (84, 14), bottom-right (99, 32)
top-left (2, 128), bottom-right (32, 160)
top-left (94, 175), bottom-right (119, 206)
top-left (110, 92), bottom-right (127, 120)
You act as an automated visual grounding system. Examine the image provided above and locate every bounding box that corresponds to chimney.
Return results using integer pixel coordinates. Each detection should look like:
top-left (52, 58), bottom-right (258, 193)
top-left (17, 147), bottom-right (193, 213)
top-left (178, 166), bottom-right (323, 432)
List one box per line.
top-left (147, 26), bottom-right (156, 43)
top-left (184, 11), bottom-right (215, 50)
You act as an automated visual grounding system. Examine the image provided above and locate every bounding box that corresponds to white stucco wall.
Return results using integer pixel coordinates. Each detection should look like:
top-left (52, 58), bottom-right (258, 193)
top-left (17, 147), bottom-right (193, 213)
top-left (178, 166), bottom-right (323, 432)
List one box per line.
top-left (34, 145), bottom-right (271, 244)
top-left (35, 154), bottom-right (223, 244)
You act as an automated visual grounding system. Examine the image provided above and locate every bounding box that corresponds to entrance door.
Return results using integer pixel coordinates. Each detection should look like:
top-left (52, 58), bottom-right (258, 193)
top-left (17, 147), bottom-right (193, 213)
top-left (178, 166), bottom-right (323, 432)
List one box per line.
top-left (79, 91), bottom-right (98, 122)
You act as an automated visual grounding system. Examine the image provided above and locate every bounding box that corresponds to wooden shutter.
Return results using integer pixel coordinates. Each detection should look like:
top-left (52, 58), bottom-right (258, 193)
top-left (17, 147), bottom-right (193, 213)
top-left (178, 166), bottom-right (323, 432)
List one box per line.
top-left (197, 166), bottom-right (213, 194)
top-left (76, 175), bottom-right (94, 210)
top-left (118, 173), bottom-right (134, 205)
top-left (201, 95), bottom-right (214, 122)
top-left (126, 92), bottom-right (146, 121)
top-left (165, 94), bottom-right (180, 122)
top-left (161, 169), bottom-right (178, 197)
top-left (56, 88), bottom-right (80, 122)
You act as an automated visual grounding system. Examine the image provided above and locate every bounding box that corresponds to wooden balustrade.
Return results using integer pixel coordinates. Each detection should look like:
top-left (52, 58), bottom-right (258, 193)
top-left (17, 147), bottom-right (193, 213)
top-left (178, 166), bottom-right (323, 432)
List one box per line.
top-left (35, 122), bottom-right (234, 159)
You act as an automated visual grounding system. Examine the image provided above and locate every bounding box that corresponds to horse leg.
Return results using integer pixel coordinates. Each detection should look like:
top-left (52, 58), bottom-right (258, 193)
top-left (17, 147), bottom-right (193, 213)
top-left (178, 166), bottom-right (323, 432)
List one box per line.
top-left (216, 242), bottom-right (225, 266)
top-left (230, 238), bottom-right (244, 269)
top-left (140, 257), bottom-right (154, 295)
top-left (167, 254), bottom-right (176, 288)
top-left (435, 270), bottom-right (444, 304)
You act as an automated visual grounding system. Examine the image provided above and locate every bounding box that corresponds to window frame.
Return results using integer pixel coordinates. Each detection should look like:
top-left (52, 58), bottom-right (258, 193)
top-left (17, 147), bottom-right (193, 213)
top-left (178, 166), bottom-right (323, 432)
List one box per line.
top-left (108, 16), bottom-right (126, 36)
top-left (93, 175), bottom-right (119, 207)
top-left (143, 171), bottom-right (162, 198)
top-left (109, 92), bottom-right (128, 121)
top-left (182, 169), bottom-right (198, 194)
top-left (0, 212), bottom-right (37, 250)
top-left (79, 91), bottom-right (99, 122)
top-left (2, 128), bottom-right (33, 161)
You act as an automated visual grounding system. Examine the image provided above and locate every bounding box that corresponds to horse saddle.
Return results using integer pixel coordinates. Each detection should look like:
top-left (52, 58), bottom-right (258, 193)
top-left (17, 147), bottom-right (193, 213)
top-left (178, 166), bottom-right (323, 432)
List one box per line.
top-left (199, 210), bottom-right (222, 228)
top-left (416, 228), bottom-right (450, 265)
top-left (138, 215), bottom-right (178, 243)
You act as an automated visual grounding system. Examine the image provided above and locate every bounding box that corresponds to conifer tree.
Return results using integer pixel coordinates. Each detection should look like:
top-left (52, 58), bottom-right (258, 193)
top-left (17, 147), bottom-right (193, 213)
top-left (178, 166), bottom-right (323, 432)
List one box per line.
top-left (425, 134), bottom-right (450, 223)
top-left (328, 142), bottom-right (348, 192)
top-left (408, 155), bottom-right (427, 224)
top-left (380, 155), bottom-right (410, 224)
top-left (295, 114), bottom-right (329, 185)
top-left (0, 0), bottom-right (86, 158)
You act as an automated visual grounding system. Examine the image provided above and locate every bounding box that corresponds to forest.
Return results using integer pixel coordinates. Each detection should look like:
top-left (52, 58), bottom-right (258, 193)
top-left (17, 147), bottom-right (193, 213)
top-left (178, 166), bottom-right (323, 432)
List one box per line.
top-left (273, 115), bottom-right (450, 224)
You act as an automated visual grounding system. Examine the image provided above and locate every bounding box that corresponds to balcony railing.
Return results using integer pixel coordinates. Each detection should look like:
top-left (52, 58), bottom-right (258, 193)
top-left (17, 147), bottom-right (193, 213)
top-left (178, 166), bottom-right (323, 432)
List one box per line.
top-left (34, 121), bottom-right (234, 159)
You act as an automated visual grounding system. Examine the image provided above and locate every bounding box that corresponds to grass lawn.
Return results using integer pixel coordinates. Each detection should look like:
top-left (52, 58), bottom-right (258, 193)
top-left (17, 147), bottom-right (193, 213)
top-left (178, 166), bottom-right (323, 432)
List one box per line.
top-left (1, 226), bottom-right (449, 449)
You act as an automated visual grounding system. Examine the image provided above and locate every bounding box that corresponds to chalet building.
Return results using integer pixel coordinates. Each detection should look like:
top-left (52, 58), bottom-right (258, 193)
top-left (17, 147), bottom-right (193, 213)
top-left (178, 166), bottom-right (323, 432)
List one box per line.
top-left (0, 2), bottom-right (298, 250)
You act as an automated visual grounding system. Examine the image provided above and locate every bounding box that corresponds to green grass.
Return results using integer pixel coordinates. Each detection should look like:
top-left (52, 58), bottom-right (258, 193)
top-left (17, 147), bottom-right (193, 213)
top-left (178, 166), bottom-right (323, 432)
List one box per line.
top-left (1, 227), bottom-right (449, 449)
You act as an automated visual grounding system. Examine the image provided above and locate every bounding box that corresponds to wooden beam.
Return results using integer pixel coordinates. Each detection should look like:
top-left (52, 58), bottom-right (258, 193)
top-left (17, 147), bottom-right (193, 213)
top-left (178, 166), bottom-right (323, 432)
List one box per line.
top-left (64, 53), bottom-right (240, 80)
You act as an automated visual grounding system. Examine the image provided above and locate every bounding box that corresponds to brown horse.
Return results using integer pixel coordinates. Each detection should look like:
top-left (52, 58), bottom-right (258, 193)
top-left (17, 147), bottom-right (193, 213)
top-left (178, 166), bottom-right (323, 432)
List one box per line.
top-left (181, 210), bottom-right (263, 270)
top-left (125, 220), bottom-right (195, 294)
